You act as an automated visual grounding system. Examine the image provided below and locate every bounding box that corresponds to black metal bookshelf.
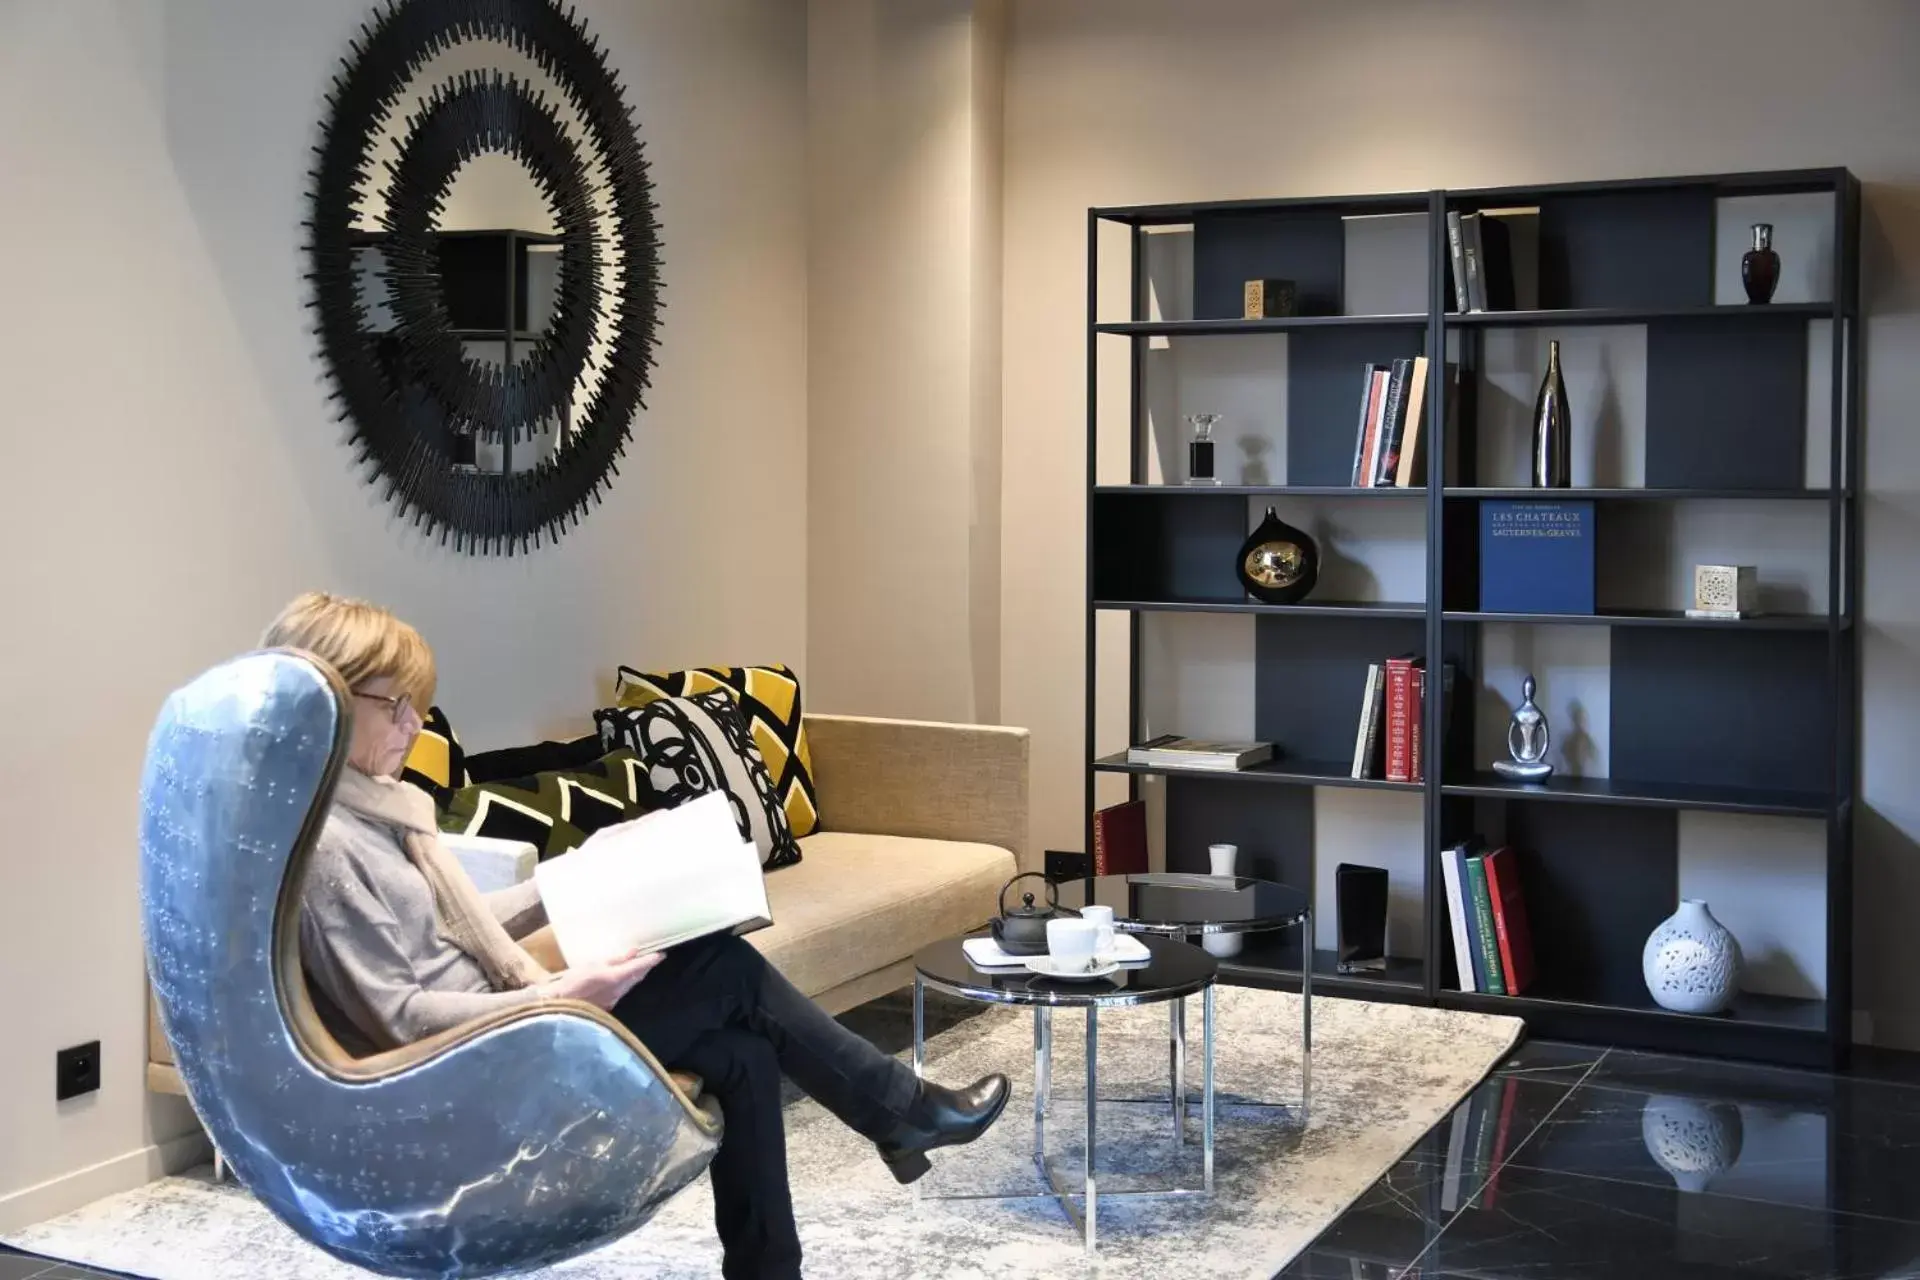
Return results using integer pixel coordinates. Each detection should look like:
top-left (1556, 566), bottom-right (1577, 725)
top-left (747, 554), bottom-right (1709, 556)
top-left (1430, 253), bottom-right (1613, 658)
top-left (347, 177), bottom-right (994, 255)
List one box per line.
top-left (1085, 168), bottom-right (1860, 1067)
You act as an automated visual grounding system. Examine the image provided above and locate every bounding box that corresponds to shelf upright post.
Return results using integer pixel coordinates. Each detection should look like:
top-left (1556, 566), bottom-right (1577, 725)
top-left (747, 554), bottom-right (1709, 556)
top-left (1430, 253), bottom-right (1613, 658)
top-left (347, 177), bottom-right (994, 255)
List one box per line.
top-left (1084, 208), bottom-right (1101, 895)
top-left (1423, 190), bottom-right (1449, 1004)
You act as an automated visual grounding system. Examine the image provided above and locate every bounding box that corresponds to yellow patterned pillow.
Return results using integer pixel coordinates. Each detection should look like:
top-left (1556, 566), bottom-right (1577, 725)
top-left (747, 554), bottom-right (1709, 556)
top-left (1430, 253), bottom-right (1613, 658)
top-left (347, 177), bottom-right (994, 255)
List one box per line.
top-left (614, 663), bottom-right (818, 837)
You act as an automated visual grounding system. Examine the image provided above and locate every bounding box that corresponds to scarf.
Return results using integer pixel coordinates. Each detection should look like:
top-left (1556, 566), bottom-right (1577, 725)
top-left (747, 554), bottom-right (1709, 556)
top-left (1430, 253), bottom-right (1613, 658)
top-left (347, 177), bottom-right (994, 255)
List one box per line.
top-left (330, 765), bottom-right (551, 991)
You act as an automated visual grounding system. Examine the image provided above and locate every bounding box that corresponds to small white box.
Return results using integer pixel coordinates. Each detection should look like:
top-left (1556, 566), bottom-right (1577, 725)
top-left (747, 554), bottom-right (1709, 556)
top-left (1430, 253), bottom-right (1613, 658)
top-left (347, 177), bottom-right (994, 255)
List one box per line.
top-left (1688, 564), bottom-right (1760, 618)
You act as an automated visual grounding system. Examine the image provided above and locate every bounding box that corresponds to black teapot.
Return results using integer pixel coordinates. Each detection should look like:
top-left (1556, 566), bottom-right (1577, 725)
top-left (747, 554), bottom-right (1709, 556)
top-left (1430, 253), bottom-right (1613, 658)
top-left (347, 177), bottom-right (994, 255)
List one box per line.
top-left (990, 872), bottom-right (1079, 956)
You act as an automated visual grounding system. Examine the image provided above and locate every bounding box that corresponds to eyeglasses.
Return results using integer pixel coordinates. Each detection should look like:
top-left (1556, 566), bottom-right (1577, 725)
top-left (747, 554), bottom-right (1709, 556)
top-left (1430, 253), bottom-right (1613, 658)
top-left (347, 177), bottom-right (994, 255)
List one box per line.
top-left (353, 689), bottom-right (417, 727)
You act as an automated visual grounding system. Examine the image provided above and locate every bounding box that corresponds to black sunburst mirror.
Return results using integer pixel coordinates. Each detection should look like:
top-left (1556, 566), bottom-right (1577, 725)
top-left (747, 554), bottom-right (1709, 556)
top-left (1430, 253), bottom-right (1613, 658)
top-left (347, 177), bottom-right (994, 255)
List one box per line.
top-left (307, 0), bottom-right (661, 554)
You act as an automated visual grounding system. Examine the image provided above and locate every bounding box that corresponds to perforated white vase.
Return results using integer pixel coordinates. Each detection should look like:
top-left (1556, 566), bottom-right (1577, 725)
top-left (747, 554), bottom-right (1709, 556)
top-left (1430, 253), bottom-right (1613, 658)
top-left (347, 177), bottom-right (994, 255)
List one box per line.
top-left (1642, 899), bottom-right (1742, 1014)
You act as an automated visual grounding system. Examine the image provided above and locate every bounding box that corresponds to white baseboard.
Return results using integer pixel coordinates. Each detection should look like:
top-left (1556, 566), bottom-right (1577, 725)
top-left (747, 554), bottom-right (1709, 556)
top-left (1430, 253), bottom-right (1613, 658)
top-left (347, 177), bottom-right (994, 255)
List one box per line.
top-left (0, 1129), bottom-right (212, 1235)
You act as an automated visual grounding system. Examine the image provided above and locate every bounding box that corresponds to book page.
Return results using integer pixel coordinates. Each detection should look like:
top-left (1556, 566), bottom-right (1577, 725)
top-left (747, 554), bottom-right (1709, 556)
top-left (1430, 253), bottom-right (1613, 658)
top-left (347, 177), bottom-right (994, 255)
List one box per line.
top-left (533, 791), bottom-right (771, 967)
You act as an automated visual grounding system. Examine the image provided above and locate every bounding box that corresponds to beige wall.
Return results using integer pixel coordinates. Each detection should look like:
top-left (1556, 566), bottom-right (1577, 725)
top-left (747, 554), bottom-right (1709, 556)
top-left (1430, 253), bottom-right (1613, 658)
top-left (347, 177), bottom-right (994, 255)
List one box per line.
top-left (0, 0), bottom-right (806, 1223)
top-left (806, 0), bottom-right (1004, 723)
top-left (998, 0), bottom-right (1920, 1043)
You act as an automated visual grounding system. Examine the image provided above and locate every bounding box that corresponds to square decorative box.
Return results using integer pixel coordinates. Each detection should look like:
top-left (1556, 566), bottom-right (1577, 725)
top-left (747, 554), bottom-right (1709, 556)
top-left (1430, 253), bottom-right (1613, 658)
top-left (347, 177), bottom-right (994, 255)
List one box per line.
top-left (1688, 564), bottom-right (1759, 618)
top-left (1242, 278), bottom-right (1298, 319)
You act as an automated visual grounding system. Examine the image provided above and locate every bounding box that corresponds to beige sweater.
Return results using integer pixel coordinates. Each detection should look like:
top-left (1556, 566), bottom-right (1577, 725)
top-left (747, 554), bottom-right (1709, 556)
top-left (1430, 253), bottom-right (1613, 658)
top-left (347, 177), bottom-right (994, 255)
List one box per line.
top-left (299, 804), bottom-right (548, 1054)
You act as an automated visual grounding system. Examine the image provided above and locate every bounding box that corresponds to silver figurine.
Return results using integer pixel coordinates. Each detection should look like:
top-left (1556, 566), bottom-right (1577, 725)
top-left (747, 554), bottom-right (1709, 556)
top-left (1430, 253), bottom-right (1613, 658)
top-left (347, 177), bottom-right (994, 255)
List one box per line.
top-left (1493, 674), bottom-right (1554, 781)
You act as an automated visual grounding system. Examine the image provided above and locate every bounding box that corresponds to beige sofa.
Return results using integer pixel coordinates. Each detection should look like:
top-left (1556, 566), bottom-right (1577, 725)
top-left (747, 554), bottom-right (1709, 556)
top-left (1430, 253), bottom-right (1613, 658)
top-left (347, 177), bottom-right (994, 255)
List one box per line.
top-left (149, 712), bottom-right (1030, 1094)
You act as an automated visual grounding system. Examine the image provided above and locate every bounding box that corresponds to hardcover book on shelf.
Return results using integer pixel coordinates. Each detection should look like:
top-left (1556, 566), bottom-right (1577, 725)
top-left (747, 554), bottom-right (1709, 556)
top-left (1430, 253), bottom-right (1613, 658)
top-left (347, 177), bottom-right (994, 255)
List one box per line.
top-left (1349, 362), bottom-right (1383, 486)
top-left (1350, 663), bottom-right (1386, 779)
top-left (1464, 854), bottom-right (1508, 997)
top-left (1440, 841), bottom-right (1479, 993)
top-left (1384, 656), bottom-right (1416, 783)
top-left (1481, 846), bottom-right (1537, 995)
top-left (1126, 734), bottom-right (1273, 771)
top-left (1479, 500), bottom-right (1595, 615)
top-left (1372, 358), bottom-right (1413, 487)
top-left (1092, 799), bottom-right (1149, 876)
top-left (1460, 212), bottom-right (1516, 312)
top-left (1352, 367), bottom-right (1390, 487)
top-left (1445, 210), bottom-right (1469, 313)
top-left (1389, 355), bottom-right (1432, 488)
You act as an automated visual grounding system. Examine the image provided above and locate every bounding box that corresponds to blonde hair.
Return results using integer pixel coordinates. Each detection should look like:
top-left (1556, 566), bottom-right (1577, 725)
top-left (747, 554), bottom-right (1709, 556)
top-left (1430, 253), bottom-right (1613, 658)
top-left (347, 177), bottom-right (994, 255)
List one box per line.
top-left (261, 591), bottom-right (437, 707)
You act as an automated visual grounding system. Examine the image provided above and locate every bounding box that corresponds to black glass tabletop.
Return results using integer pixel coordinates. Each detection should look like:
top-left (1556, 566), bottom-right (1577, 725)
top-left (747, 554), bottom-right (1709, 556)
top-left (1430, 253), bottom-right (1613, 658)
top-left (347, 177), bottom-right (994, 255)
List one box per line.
top-left (1053, 873), bottom-right (1309, 935)
top-left (914, 932), bottom-right (1216, 1007)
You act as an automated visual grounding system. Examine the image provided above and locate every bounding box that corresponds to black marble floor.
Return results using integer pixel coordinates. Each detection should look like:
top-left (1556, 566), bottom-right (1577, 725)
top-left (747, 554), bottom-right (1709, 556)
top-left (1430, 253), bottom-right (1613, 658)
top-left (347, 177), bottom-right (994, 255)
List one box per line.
top-left (9, 1021), bottom-right (1920, 1279)
top-left (1277, 1040), bottom-right (1920, 1280)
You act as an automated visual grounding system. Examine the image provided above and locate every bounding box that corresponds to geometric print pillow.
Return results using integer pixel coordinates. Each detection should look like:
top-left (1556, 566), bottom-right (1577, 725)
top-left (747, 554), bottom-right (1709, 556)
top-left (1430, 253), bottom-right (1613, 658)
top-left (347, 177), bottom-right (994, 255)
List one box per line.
top-left (438, 748), bottom-right (650, 861)
top-left (596, 691), bottom-right (802, 870)
top-left (614, 662), bottom-right (819, 838)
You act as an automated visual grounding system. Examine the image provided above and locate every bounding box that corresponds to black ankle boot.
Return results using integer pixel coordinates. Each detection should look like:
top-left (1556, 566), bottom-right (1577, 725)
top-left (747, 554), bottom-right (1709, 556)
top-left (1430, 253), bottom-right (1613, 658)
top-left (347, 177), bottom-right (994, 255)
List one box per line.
top-left (875, 1074), bottom-right (1011, 1185)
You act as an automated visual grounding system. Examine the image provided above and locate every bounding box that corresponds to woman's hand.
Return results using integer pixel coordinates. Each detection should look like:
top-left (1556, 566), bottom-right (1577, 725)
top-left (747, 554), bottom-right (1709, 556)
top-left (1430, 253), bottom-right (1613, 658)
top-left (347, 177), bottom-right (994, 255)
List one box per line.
top-left (543, 949), bottom-right (666, 1010)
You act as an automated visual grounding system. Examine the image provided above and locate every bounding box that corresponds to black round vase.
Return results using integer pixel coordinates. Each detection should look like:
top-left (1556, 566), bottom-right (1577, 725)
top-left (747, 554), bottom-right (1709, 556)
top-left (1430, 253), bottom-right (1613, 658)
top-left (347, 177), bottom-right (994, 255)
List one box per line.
top-left (1237, 507), bottom-right (1318, 604)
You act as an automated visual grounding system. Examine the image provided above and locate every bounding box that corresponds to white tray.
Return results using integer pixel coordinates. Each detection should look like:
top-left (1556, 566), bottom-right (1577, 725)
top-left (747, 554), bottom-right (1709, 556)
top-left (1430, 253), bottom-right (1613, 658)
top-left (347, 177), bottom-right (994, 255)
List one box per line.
top-left (962, 933), bottom-right (1150, 971)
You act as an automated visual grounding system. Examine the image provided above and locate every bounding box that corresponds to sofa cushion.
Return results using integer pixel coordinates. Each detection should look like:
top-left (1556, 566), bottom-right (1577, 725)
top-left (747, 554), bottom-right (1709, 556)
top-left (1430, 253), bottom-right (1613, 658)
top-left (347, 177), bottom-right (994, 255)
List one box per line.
top-left (596, 693), bottom-right (801, 870)
top-left (746, 831), bottom-right (1014, 996)
top-left (439, 749), bottom-right (649, 859)
top-left (616, 663), bottom-right (820, 838)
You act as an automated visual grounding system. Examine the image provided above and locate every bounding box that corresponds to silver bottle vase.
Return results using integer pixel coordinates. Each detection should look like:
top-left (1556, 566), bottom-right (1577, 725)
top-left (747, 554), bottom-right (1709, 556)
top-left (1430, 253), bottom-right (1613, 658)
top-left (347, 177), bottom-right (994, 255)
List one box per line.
top-left (1532, 340), bottom-right (1571, 488)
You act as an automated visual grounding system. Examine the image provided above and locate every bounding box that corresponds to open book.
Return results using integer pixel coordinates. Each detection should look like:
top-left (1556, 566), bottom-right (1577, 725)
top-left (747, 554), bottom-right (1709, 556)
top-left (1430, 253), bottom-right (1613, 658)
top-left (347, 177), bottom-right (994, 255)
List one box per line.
top-left (533, 791), bottom-right (773, 968)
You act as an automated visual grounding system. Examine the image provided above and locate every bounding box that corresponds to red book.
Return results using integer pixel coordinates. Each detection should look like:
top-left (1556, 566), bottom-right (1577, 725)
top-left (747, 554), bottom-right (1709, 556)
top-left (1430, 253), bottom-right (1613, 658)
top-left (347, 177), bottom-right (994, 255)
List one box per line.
top-left (1409, 664), bottom-right (1426, 783)
top-left (1384, 658), bottom-right (1414, 782)
top-left (1092, 800), bottom-right (1148, 876)
top-left (1481, 846), bottom-right (1536, 995)
top-left (1356, 370), bottom-right (1389, 488)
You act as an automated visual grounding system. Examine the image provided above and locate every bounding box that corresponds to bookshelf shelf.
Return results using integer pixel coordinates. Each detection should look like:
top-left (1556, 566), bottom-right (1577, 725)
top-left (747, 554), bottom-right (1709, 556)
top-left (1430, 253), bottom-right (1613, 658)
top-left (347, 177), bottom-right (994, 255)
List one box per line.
top-left (1439, 772), bottom-right (1831, 818)
top-left (1087, 168), bottom-right (1860, 1068)
top-left (1094, 599), bottom-right (1427, 619)
top-left (1096, 315), bottom-right (1426, 337)
top-left (1095, 484), bottom-right (1426, 498)
top-left (1444, 302), bottom-right (1832, 328)
top-left (1093, 752), bottom-right (1423, 794)
top-left (1444, 486), bottom-right (1839, 501)
top-left (1442, 608), bottom-right (1845, 631)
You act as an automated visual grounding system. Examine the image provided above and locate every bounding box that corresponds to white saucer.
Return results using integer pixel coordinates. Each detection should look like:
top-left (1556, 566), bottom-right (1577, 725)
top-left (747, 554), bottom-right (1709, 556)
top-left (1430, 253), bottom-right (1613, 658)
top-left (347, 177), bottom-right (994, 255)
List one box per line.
top-left (1024, 955), bottom-right (1122, 981)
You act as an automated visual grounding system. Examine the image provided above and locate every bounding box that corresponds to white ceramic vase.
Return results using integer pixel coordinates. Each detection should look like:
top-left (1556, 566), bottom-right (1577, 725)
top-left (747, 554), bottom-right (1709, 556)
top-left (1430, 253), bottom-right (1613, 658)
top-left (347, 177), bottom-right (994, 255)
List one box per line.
top-left (1642, 899), bottom-right (1742, 1014)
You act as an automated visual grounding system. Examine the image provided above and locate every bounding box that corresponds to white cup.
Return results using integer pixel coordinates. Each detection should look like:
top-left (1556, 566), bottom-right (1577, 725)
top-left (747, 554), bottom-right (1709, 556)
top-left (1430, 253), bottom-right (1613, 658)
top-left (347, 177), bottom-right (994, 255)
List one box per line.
top-left (1209, 843), bottom-right (1239, 877)
top-left (1078, 904), bottom-right (1117, 959)
top-left (1046, 917), bottom-right (1101, 971)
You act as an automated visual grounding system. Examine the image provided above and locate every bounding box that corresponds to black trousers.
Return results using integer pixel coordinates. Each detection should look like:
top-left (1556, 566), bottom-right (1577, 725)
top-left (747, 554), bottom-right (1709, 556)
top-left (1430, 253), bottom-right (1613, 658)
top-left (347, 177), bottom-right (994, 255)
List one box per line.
top-left (612, 933), bottom-right (920, 1280)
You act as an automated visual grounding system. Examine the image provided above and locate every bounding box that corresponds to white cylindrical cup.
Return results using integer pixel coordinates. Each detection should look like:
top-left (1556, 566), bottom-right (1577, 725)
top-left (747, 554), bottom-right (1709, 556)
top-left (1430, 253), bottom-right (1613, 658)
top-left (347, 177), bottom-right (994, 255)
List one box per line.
top-left (1209, 843), bottom-right (1239, 877)
top-left (1079, 904), bottom-right (1117, 959)
top-left (1046, 917), bottom-right (1100, 971)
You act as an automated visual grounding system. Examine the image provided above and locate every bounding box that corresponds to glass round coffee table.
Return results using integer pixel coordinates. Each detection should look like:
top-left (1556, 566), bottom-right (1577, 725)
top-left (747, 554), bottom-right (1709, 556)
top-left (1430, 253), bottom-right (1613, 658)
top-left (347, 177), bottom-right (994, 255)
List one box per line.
top-left (911, 933), bottom-right (1217, 1254)
top-left (1054, 873), bottom-right (1314, 1124)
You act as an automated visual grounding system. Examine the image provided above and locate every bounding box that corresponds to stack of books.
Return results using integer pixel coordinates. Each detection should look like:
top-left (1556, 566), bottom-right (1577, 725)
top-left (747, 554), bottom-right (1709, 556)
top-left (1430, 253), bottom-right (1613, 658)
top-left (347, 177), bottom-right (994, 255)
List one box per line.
top-left (1445, 210), bottom-right (1516, 313)
top-left (1350, 657), bottom-right (1453, 781)
top-left (1348, 356), bottom-right (1430, 488)
top-left (1126, 735), bottom-right (1273, 772)
top-left (1440, 841), bottom-right (1536, 995)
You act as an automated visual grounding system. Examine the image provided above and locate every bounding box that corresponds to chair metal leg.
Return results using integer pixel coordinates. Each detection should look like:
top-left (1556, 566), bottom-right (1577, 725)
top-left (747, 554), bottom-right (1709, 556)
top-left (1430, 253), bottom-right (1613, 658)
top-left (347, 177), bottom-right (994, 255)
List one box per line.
top-left (1301, 909), bottom-right (1314, 1124)
top-left (1203, 984), bottom-right (1216, 1193)
top-left (912, 975), bottom-right (926, 1081)
top-left (1084, 1005), bottom-right (1098, 1254)
top-left (1033, 1006), bottom-right (1051, 1156)
top-left (1170, 997), bottom-right (1187, 1147)
top-left (213, 1149), bottom-right (229, 1184)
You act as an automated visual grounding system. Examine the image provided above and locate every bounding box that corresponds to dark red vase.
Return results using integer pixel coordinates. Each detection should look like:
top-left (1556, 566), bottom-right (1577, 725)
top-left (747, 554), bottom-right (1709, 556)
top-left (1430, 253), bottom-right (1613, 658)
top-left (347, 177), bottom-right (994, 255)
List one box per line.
top-left (1742, 223), bottom-right (1780, 305)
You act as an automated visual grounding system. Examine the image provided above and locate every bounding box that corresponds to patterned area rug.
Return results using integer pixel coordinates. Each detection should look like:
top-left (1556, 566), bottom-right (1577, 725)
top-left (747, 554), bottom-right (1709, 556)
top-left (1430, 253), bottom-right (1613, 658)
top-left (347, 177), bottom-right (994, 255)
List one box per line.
top-left (6, 988), bottom-right (1518, 1278)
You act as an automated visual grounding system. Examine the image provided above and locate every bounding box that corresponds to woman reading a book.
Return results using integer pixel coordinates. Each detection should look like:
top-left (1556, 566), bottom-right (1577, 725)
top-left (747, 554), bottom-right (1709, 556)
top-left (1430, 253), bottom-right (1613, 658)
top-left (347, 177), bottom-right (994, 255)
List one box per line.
top-left (264, 592), bottom-right (1009, 1280)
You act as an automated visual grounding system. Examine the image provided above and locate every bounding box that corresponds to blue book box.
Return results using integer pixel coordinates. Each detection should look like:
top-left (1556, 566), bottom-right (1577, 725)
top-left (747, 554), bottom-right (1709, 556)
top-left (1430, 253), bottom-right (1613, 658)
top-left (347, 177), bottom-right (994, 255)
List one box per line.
top-left (1479, 500), bottom-right (1595, 614)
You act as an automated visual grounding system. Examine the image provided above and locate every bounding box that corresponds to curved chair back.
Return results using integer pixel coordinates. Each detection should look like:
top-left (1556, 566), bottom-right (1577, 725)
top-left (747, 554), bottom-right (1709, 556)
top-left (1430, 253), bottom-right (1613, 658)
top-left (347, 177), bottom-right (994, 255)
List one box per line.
top-left (140, 650), bottom-right (720, 1278)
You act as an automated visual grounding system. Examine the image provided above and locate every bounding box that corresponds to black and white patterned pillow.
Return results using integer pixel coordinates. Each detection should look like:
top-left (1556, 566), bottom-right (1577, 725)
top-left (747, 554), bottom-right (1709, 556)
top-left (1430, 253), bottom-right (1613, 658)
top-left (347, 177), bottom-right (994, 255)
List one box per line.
top-left (595, 691), bottom-right (802, 870)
